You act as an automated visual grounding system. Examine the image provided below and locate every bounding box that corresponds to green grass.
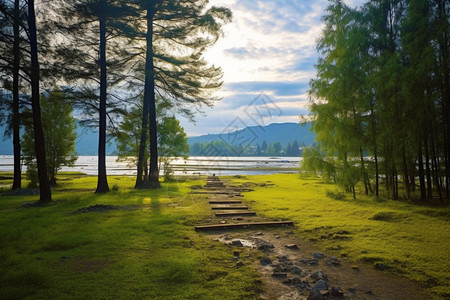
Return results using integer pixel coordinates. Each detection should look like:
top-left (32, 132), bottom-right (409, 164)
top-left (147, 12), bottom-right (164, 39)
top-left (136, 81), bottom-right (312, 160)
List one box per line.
top-left (227, 173), bottom-right (450, 298)
top-left (0, 174), bottom-right (260, 299)
top-left (2, 172), bottom-right (449, 299)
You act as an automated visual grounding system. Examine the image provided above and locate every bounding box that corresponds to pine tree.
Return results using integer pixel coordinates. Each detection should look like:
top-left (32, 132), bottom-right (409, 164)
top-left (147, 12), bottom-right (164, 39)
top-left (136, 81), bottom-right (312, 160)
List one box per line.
top-left (126, 0), bottom-right (231, 188)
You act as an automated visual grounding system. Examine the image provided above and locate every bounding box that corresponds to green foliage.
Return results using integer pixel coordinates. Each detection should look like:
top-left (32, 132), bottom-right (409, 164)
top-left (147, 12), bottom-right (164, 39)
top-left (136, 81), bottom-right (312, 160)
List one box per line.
top-left (308, 0), bottom-right (450, 201)
top-left (115, 97), bottom-right (189, 180)
top-left (21, 87), bottom-right (78, 185)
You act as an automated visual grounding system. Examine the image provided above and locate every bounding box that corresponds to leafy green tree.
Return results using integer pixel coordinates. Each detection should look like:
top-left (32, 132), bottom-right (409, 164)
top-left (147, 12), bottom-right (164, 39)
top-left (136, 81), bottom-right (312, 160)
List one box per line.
top-left (22, 88), bottom-right (78, 186)
top-left (115, 97), bottom-right (189, 180)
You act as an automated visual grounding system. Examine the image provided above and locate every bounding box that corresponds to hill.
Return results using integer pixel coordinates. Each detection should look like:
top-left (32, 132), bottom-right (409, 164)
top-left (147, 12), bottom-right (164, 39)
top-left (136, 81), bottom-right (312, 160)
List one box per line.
top-left (0, 124), bottom-right (117, 156)
top-left (188, 122), bottom-right (315, 148)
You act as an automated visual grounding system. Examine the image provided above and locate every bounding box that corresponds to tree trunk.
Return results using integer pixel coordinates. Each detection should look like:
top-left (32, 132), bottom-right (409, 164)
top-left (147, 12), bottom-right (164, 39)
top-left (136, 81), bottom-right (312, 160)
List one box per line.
top-left (424, 137), bottom-right (433, 199)
top-left (402, 148), bottom-right (411, 199)
top-left (12, 0), bottom-right (21, 190)
top-left (95, 11), bottom-right (109, 193)
top-left (418, 145), bottom-right (426, 200)
top-left (28, 0), bottom-right (52, 203)
top-left (144, 5), bottom-right (160, 188)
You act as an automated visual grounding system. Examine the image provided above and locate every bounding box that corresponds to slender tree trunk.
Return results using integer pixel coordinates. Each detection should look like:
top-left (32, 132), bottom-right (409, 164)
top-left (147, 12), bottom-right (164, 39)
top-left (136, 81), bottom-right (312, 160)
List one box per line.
top-left (95, 11), bottom-right (109, 193)
top-left (12, 0), bottom-right (21, 190)
top-left (430, 129), bottom-right (443, 202)
top-left (424, 137), bottom-right (433, 199)
top-left (28, 0), bottom-right (51, 203)
top-left (402, 148), bottom-right (410, 199)
top-left (418, 145), bottom-right (426, 200)
top-left (145, 5), bottom-right (159, 188)
top-left (135, 102), bottom-right (149, 188)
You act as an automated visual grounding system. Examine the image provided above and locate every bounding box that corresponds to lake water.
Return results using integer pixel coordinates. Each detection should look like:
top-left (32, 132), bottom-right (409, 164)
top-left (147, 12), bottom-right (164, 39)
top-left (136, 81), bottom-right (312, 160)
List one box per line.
top-left (0, 155), bottom-right (301, 176)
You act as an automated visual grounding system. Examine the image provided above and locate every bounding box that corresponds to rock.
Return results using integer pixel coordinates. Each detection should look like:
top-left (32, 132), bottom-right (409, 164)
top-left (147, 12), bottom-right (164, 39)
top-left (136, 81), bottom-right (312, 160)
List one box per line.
top-left (313, 280), bottom-right (328, 291)
top-left (351, 265), bottom-right (360, 270)
top-left (375, 263), bottom-right (390, 270)
top-left (236, 261), bottom-right (244, 268)
top-left (260, 257), bottom-right (272, 266)
top-left (309, 259), bottom-right (319, 265)
top-left (307, 289), bottom-right (324, 300)
top-left (285, 244), bottom-right (299, 250)
top-left (258, 242), bottom-right (275, 252)
top-left (272, 272), bottom-right (288, 279)
top-left (314, 252), bottom-right (325, 259)
top-left (255, 232), bottom-right (263, 236)
top-left (233, 251), bottom-right (240, 258)
top-left (231, 240), bottom-right (243, 247)
top-left (219, 220), bottom-right (226, 224)
top-left (310, 270), bottom-right (327, 281)
top-left (291, 266), bottom-right (302, 274)
top-left (331, 286), bottom-right (345, 297)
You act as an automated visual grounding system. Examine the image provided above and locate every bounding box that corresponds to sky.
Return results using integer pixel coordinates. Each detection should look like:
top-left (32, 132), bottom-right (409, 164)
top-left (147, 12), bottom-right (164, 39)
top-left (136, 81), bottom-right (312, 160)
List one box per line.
top-left (179, 0), bottom-right (364, 137)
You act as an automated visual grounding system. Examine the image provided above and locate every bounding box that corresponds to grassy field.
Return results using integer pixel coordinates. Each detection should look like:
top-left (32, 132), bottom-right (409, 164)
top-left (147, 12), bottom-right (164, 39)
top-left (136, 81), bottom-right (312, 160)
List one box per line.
top-left (228, 173), bottom-right (450, 298)
top-left (0, 173), bottom-right (449, 299)
top-left (0, 174), bottom-right (259, 299)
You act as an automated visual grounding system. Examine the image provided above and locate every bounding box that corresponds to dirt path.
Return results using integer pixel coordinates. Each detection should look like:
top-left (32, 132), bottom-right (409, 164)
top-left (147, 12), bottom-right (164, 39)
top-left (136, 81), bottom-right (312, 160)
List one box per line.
top-left (195, 176), bottom-right (431, 300)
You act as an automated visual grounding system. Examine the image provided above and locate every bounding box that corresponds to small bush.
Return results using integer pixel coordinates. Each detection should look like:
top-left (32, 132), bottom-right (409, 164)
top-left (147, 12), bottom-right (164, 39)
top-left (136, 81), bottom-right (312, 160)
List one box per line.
top-left (326, 190), bottom-right (346, 200)
top-left (111, 184), bottom-right (119, 191)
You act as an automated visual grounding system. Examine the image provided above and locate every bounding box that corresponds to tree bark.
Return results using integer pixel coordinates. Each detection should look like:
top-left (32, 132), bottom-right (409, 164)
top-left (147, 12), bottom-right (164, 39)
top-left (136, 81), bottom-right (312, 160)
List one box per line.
top-left (144, 4), bottom-right (160, 188)
top-left (28, 0), bottom-right (52, 203)
top-left (418, 145), bottom-right (426, 200)
top-left (424, 136), bottom-right (433, 199)
top-left (95, 10), bottom-right (109, 193)
top-left (12, 0), bottom-right (21, 190)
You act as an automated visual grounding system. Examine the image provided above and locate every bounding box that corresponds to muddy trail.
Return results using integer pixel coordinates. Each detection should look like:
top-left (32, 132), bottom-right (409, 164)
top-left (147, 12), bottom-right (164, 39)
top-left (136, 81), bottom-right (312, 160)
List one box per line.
top-left (194, 176), bottom-right (431, 300)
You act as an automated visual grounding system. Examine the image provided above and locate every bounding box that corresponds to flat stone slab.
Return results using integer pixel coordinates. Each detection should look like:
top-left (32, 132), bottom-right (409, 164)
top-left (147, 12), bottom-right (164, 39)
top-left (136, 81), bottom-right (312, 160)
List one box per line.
top-left (211, 205), bottom-right (249, 210)
top-left (215, 210), bottom-right (257, 217)
top-left (209, 200), bottom-right (243, 204)
top-left (194, 221), bottom-right (294, 231)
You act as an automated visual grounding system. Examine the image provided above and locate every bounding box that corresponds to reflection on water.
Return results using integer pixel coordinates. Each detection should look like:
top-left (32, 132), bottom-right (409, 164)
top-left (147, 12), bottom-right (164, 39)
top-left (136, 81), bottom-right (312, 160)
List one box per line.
top-left (0, 155), bottom-right (301, 176)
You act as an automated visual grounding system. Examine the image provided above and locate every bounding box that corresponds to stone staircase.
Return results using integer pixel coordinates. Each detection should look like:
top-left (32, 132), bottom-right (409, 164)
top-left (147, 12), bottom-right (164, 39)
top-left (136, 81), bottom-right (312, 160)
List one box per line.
top-left (194, 175), bottom-right (293, 231)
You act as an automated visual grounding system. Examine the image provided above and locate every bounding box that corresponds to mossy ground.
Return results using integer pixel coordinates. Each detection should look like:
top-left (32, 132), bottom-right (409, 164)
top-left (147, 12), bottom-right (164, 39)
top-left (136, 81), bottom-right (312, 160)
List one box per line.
top-left (0, 174), bottom-right (259, 299)
top-left (227, 173), bottom-right (450, 298)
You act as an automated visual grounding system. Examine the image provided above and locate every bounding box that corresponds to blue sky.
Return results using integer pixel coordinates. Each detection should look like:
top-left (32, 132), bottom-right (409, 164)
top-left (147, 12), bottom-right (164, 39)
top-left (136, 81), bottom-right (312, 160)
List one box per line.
top-left (179, 0), bottom-right (363, 136)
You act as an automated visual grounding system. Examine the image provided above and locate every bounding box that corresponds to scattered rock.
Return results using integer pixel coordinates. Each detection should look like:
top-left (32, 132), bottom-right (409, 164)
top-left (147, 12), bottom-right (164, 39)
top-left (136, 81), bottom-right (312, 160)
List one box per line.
top-left (260, 257), bottom-right (272, 266)
top-left (285, 244), bottom-right (299, 250)
top-left (331, 286), bottom-right (344, 297)
top-left (310, 270), bottom-right (327, 281)
top-left (313, 279), bottom-right (328, 291)
top-left (375, 263), bottom-right (390, 270)
top-left (314, 252), bottom-right (325, 259)
top-left (307, 289), bottom-right (324, 300)
top-left (231, 240), bottom-right (243, 247)
top-left (257, 241), bottom-right (275, 252)
top-left (291, 266), bottom-right (302, 275)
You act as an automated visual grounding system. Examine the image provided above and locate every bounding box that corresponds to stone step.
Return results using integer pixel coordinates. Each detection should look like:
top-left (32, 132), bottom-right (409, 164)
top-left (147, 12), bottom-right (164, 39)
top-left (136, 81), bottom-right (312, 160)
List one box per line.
top-left (195, 221), bottom-right (294, 231)
top-left (209, 200), bottom-right (242, 204)
top-left (210, 205), bottom-right (249, 210)
top-left (215, 210), bottom-right (257, 217)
